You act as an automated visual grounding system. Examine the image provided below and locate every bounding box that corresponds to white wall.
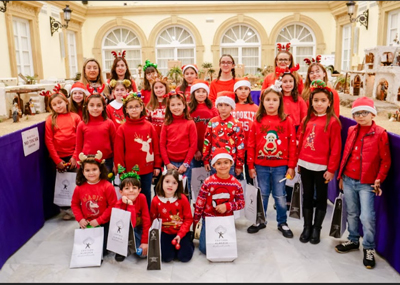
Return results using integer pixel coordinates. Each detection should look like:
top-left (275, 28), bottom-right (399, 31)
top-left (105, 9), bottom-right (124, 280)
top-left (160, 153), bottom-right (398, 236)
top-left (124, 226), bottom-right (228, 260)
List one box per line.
top-left (0, 13), bottom-right (11, 78)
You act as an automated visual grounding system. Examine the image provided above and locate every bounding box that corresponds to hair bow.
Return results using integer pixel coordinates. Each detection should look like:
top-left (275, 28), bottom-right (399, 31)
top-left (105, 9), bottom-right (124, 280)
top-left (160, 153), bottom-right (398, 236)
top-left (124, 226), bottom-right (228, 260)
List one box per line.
top-left (270, 80), bottom-right (282, 93)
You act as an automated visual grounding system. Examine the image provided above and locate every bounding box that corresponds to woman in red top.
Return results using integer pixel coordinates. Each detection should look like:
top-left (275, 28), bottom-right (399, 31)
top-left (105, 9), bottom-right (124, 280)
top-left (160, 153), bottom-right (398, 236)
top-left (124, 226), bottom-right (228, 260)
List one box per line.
top-left (141, 60), bottom-right (160, 106)
top-left (150, 169), bottom-right (194, 262)
top-left (209, 54), bottom-right (237, 105)
top-left (106, 50), bottom-right (138, 95)
top-left (176, 64), bottom-right (198, 103)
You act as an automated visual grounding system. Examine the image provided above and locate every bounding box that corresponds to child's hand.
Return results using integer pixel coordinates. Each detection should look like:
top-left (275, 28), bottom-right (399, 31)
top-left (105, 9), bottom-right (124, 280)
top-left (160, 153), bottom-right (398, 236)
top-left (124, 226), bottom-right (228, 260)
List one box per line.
top-left (174, 235), bottom-right (181, 244)
top-left (56, 161), bottom-right (65, 170)
top-left (89, 219), bottom-right (99, 228)
top-left (69, 157), bottom-right (77, 170)
top-left (215, 203), bottom-right (227, 214)
top-left (235, 168), bottom-right (242, 176)
top-left (194, 150), bottom-right (202, 161)
top-left (177, 164), bottom-right (187, 174)
top-left (371, 179), bottom-right (382, 196)
top-left (141, 243), bottom-right (148, 256)
top-left (286, 168), bottom-right (295, 180)
top-left (338, 179), bottom-right (343, 190)
top-left (167, 163), bottom-right (178, 170)
top-left (249, 169), bottom-right (256, 179)
top-left (323, 171), bottom-right (334, 183)
top-left (79, 219), bottom-right (88, 229)
top-left (153, 169), bottom-right (160, 177)
top-left (205, 164), bottom-right (211, 172)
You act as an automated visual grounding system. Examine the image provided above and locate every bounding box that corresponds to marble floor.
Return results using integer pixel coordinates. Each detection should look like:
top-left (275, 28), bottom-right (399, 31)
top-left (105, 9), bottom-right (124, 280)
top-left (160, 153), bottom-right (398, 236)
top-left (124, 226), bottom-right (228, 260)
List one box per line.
top-left (1, 198), bottom-right (400, 283)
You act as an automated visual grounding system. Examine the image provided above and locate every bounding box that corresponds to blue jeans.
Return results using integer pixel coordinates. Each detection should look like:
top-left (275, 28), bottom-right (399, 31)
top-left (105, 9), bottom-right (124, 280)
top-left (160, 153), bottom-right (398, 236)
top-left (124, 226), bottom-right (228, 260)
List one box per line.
top-left (139, 172), bottom-right (153, 211)
top-left (255, 164), bottom-right (288, 225)
top-left (170, 161), bottom-right (192, 200)
top-left (342, 175), bottom-right (376, 249)
top-left (199, 217), bottom-right (206, 255)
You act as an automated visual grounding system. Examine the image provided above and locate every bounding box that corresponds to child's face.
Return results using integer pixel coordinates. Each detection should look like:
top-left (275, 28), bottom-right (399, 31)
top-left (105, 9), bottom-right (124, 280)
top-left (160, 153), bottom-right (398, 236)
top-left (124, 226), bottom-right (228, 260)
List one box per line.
top-left (194, 88), bottom-right (208, 104)
top-left (120, 183), bottom-right (141, 202)
top-left (116, 60), bottom-right (127, 77)
top-left (126, 99), bottom-right (143, 119)
top-left (72, 91), bottom-right (84, 104)
top-left (153, 82), bottom-right (166, 99)
top-left (263, 92), bottom-right (280, 116)
top-left (146, 70), bottom-right (157, 83)
top-left (169, 97), bottom-right (185, 116)
top-left (309, 65), bottom-right (325, 82)
top-left (183, 68), bottom-right (197, 84)
top-left (312, 92), bottom-right (330, 115)
top-left (163, 174), bottom-right (178, 198)
top-left (87, 97), bottom-right (104, 117)
top-left (236, 86), bottom-right (250, 103)
top-left (213, 158), bottom-right (233, 177)
top-left (219, 56), bottom-right (235, 73)
top-left (85, 61), bottom-right (99, 81)
top-left (83, 163), bottom-right (101, 184)
top-left (113, 85), bottom-right (126, 102)
top-left (217, 103), bottom-right (232, 119)
top-left (353, 111), bottom-right (374, 126)
top-left (51, 96), bottom-right (68, 114)
top-left (276, 53), bottom-right (291, 68)
top-left (281, 75), bottom-right (294, 95)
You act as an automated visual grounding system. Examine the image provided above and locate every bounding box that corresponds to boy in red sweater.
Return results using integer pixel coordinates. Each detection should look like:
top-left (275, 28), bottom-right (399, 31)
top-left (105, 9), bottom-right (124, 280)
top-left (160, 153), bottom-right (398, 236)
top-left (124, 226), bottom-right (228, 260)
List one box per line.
top-left (194, 148), bottom-right (245, 255)
top-left (203, 91), bottom-right (245, 179)
top-left (335, 97), bottom-right (391, 269)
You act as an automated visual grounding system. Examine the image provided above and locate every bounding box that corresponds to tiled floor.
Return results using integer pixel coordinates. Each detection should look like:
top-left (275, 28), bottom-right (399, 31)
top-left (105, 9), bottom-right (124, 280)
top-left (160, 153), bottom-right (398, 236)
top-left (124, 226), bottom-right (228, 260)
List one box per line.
top-left (1, 198), bottom-right (400, 283)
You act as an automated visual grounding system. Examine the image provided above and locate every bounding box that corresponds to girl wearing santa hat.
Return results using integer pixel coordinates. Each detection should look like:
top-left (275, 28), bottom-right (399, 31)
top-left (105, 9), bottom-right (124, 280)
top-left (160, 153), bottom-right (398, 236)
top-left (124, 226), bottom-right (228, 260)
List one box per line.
top-left (176, 64), bottom-right (198, 102)
top-left (69, 82), bottom-right (89, 120)
top-left (209, 54), bottom-right (237, 105)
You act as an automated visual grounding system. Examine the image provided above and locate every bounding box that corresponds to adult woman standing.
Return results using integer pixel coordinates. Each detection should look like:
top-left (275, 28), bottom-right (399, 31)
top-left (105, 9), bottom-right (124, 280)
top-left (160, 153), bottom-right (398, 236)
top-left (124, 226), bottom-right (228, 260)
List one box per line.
top-left (80, 58), bottom-right (110, 102)
top-left (106, 50), bottom-right (138, 94)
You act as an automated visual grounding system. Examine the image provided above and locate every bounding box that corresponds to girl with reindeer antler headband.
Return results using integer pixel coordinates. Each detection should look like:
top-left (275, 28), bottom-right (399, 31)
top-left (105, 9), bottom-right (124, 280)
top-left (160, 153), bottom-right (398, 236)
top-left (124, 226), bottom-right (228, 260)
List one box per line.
top-left (302, 55), bottom-right (340, 116)
top-left (261, 42), bottom-right (304, 96)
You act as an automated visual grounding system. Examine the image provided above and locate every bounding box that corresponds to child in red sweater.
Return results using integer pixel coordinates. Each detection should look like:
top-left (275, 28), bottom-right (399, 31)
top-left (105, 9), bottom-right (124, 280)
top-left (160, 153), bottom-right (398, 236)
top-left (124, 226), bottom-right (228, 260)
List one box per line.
top-left (69, 82), bottom-right (88, 120)
top-left (141, 60), bottom-right (159, 106)
top-left (113, 167), bottom-right (151, 262)
top-left (114, 92), bottom-right (162, 210)
top-left (193, 148), bottom-right (245, 255)
top-left (106, 79), bottom-right (131, 129)
top-left (232, 77), bottom-right (259, 185)
top-left (203, 91), bottom-right (245, 179)
top-left (246, 84), bottom-right (297, 237)
top-left (150, 169), bottom-right (194, 262)
top-left (146, 78), bottom-right (169, 137)
top-left (71, 151), bottom-right (117, 258)
top-left (176, 64), bottom-right (198, 102)
top-left (209, 54), bottom-right (237, 105)
top-left (297, 79), bottom-right (342, 245)
top-left (45, 90), bottom-right (81, 220)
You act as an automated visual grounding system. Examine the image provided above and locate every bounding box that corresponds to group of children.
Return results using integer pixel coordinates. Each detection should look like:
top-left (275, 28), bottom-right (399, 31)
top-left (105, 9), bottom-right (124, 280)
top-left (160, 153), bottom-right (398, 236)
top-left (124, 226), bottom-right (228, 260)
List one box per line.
top-left (44, 48), bottom-right (391, 269)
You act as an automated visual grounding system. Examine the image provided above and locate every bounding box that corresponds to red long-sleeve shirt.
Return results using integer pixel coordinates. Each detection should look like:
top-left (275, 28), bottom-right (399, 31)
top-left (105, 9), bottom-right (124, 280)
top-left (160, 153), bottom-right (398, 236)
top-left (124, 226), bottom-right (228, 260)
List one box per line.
top-left (106, 101), bottom-right (125, 130)
top-left (282, 95), bottom-right (308, 128)
top-left (146, 102), bottom-right (166, 137)
top-left (175, 85), bottom-right (191, 102)
top-left (209, 78), bottom-right (236, 105)
top-left (75, 115), bottom-right (116, 160)
top-left (114, 116), bottom-right (162, 175)
top-left (297, 115), bottom-right (342, 173)
top-left (193, 174), bottom-right (245, 225)
top-left (150, 195), bottom-right (193, 238)
top-left (45, 112), bottom-right (81, 164)
top-left (247, 115), bottom-right (297, 169)
top-left (231, 103), bottom-right (259, 148)
top-left (160, 115), bottom-right (198, 165)
top-left (141, 89), bottom-right (151, 106)
top-left (261, 72), bottom-right (304, 96)
top-left (71, 179), bottom-right (117, 225)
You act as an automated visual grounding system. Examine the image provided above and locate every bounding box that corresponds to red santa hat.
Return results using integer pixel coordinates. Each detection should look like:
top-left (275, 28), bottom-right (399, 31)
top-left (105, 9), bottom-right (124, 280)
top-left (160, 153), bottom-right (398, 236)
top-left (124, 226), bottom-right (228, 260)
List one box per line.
top-left (351, 97), bottom-right (377, 116)
top-left (70, 82), bottom-right (89, 96)
top-left (211, 147), bottom-right (234, 167)
top-left (215, 91), bottom-right (236, 110)
top-left (234, 77), bottom-right (251, 92)
top-left (181, 64), bottom-right (198, 74)
top-left (190, 79), bottom-right (209, 94)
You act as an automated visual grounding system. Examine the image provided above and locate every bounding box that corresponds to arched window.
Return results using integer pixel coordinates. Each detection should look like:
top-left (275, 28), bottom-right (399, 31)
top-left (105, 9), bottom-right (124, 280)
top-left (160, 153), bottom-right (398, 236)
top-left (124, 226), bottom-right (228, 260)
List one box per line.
top-left (221, 24), bottom-right (261, 76)
top-left (156, 26), bottom-right (196, 76)
top-left (276, 23), bottom-right (316, 76)
top-left (102, 27), bottom-right (142, 80)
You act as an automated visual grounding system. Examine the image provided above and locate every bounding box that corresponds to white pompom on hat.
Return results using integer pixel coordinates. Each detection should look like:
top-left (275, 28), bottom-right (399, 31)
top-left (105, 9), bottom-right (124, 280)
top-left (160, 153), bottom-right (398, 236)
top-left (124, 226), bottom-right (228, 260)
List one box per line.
top-left (70, 82), bottom-right (90, 96)
top-left (181, 64), bottom-right (198, 74)
top-left (351, 96), bottom-right (377, 116)
top-left (215, 91), bottom-right (236, 110)
top-left (234, 77), bottom-right (251, 92)
top-left (190, 79), bottom-right (210, 94)
top-left (211, 147), bottom-right (234, 167)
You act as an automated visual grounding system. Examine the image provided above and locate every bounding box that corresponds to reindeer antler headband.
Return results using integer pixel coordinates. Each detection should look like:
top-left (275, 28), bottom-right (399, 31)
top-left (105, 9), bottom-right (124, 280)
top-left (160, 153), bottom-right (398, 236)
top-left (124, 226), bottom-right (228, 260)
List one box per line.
top-left (162, 90), bottom-right (185, 99)
top-left (310, 79), bottom-right (331, 93)
top-left (277, 43), bottom-right (291, 52)
top-left (39, 90), bottom-right (52, 97)
top-left (304, 55), bottom-right (322, 66)
top-left (86, 84), bottom-right (106, 101)
top-left (275, 63), bottom-right (300, 78)
top-left (117, 164), bottom-right (141, 181)
top-left (77, 150), bottom-right (105, 165)
top-left (111, 50), bottom-right (126, 60)
top-left (40, 84), bottom-right (67, 98)
top-left (143, 60), bottom-right (158, 72)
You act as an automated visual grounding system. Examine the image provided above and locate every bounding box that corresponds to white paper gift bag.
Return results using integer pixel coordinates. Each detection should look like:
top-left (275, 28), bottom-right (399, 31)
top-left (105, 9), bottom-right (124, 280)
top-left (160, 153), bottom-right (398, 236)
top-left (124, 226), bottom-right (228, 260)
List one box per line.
top-left (244, 182), bottom-right (266, 225)
top-left (70, 227), bottom-right (104, 268)
top-left (191, 167), bottom-right (210, 203)
top-left (205, 215), bottom-right (238, 262)
top-left (54, 171), bottom-right (77, 207)
top-left (106, 208), bottom-right (131, 256)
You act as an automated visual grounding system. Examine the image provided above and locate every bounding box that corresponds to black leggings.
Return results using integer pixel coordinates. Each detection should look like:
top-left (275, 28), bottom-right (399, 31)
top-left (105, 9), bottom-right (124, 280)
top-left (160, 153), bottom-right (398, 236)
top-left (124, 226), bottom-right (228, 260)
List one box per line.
top-left (299, 167), bottom-right (328, 212)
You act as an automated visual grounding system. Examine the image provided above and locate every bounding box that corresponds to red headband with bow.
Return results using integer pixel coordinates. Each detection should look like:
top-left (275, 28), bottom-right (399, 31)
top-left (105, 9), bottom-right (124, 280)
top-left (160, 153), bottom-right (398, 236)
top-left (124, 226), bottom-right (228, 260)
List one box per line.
top-left (275, 63), bottom-right (300, 77)
top-left (304, 55), bottom-right (322, 66)
top-left (277, 43), bottom-right (291, 52)
top-left (111, 50), bottom-right (126, 59)
top-left (162, 90), bottom-right (185, 99)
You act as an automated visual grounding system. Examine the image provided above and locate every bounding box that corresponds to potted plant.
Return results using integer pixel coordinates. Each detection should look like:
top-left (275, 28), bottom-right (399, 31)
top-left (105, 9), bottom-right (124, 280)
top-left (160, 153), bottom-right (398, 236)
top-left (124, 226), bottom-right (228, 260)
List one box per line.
top-left (167, 66), bottom-right (182, 88)
top-left (202, 62), bottom-right (216, 82)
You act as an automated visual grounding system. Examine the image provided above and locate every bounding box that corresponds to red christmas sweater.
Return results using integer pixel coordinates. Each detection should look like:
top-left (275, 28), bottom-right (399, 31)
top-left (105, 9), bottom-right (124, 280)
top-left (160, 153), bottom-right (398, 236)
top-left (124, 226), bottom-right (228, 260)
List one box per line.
top-left (231, 103), bottom-right (259, 148)
top-left (247, 115), bottom-right (297, 169)
top-left (146, 102), bottom-right (166, 137)
top-left (189, 103), bottom-right (219, 153)
top-left (141, 89), bottom-right (151, 106)
top-left (203, 114), bottom-right (245, 168)
top-left (175, 85), bottom-right (191, 102)
top-left (193, 174), bottom-right (245, 225)
top-left (45, 112), bottom-right (81, 164)
top-left (106, 100), bottom-right (125, 130)
top-left (71, 179), bottom-right (117, 225)
top-left (114, 116), bottom-right (162, 175)
top-left (261, 72), bottom-right (304, 95)
top-left (150, 195), bottom-right (193, 238)
top-left (75, 115), bottom-right (116, 160)
top-left (114, 193), bottom-right (151, 243)
top-left (282, 95), bottom-right (308, 128)
top-left (209, 78), bottom-right (236, 105)
top-left (297, 114), bottom-right (342, 173)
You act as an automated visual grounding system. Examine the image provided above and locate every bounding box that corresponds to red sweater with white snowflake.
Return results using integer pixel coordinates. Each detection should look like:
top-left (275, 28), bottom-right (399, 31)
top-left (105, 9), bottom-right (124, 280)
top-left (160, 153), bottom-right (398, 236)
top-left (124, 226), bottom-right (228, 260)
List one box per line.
top-left (45, 112), bottom-right (81, 164)
top-left (193, 174), bottom-right (245, 225)
top-left (75, 115), bottom-right (116, 160)
top-left (106, 100), bottom-right (125, 130)
top-left (282, 95), bottom-right (308, 128)
top-left (203, 114), bottom-right (245, 168)
top-left (209, 78), bottom-right (236, 105)
top-left (231, 103), bottom-right (259, 148)
top-left (71, 179), bottom-right (117, 225)
top-left (150, 195), bottom-right (193, 238)
top-left (189, 103), bottom-right (219, 153)
top-left (247, 115), bottom-right (297, 169)
top-left (114, 116), bottom-right (162, 175)
top-left (146, 102), bottom-right (166, 137)
top-left (160, 115), bottom-right (198, 165)
top-left (297, 115), bottom-right (342, 173)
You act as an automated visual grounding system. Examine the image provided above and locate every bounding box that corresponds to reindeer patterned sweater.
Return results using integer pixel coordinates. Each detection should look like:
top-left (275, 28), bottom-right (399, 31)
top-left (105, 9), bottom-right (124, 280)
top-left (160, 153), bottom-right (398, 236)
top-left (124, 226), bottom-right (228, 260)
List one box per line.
top-left (71, 179), bottom-right (117, 225)
top-left (247, 115), bottom-right (298, 169)
top-left (114, 116), bottom-right (162, 175)
top-left (150, 195), bottom-right (193, 238)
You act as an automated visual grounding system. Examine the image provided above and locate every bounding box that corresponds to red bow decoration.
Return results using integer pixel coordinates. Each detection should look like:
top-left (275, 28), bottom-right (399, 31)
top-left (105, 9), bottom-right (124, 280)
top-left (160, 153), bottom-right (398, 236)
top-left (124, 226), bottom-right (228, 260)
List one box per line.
top-left (39, 90), bottom-right (52, 97)
top-left (111, 50), bottom-right (126, 59)
top-left (275, 63), bottom-right (300, 77)
top-left (86, 84), bottom-right (106, 100)
top-left (304, 55), bottom-right (322, 66)
top-left (277, 43), bottom-right (291, 52)
top-left (162, 90), bottom-right (184, 99)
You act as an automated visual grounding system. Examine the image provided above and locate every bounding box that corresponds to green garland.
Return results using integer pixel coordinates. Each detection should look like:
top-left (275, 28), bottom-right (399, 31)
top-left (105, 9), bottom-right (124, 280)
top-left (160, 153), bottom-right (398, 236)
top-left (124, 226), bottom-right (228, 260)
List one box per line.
top-left (118, 164), bottom-right (141, 181)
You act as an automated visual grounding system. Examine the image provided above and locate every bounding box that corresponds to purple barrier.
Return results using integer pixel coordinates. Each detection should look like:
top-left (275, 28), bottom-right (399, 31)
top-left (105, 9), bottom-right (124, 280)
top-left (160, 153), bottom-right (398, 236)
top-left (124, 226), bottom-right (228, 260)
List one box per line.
top-left (251, 90), bottom-right (261, 105)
